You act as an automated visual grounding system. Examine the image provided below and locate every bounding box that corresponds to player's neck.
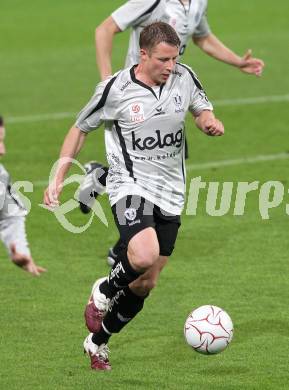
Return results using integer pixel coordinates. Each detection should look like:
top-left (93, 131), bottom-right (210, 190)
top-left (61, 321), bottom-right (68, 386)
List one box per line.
top-left (134, 64), bottom-right (160, 87)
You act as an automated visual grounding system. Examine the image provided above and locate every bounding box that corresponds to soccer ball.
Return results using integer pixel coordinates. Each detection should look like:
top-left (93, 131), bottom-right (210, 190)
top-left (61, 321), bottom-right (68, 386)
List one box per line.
top-left (184, 305), bottom-right (233, 354)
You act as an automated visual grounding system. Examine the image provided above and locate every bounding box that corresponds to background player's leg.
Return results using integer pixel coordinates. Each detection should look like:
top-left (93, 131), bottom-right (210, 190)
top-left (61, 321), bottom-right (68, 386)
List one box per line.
top-left (107, 237), bottom-right (126, 266)
top-left (78, 162), bottom-right (108, 213)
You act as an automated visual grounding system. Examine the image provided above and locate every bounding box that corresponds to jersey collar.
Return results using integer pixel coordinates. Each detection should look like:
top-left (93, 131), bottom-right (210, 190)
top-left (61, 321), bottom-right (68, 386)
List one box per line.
top-left (130, 65), bottom-right (164, 100)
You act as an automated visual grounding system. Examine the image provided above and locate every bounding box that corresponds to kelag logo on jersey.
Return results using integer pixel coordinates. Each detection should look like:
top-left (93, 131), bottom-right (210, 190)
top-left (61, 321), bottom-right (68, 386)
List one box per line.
top-left (132, 129), bottom-right (183, 151)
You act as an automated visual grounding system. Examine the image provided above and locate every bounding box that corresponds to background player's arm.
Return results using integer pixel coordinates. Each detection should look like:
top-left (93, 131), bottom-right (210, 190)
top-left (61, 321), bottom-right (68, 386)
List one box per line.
top-left (44, 127), bottom-right (86, 206)
top-left (194, 110), bottom-right (224, 136)
top-left (95, 16), bottom-right (121, 80)
top-left (193, 33), bottom-right (264, 76)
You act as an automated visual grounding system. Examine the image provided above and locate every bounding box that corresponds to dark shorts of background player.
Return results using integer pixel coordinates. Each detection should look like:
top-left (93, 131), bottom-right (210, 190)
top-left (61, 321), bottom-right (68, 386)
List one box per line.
top-left (111, 195), bottom-right (181, 257)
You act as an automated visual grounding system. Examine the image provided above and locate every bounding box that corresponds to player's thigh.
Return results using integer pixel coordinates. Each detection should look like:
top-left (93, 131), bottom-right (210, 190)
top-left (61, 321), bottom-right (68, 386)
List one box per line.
top-left (127, 226), bottom-right (159, 268)
top-left (112, 196), bottom-right (160, 266)
top-left (112, 195), bottom-right (157, 246)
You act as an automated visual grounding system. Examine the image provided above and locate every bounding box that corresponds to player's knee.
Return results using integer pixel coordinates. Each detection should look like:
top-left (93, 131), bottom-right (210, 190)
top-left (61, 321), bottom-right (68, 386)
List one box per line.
top-left (131, 249), bottom-right (159, 271)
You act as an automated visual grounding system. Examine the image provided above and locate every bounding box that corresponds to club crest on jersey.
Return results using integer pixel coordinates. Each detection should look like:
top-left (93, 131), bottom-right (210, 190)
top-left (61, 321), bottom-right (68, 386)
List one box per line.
top-left (173, 94), bottom-right (184, 113)
top-left (129, 103), bottom-right (145, 123)
top-left (173, 94), bottom-right (182, 106)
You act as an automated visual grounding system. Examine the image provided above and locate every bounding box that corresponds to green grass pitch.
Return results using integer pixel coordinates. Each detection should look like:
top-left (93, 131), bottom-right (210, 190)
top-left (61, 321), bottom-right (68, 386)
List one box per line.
top-left (1, 0), bottom-right (289, 388)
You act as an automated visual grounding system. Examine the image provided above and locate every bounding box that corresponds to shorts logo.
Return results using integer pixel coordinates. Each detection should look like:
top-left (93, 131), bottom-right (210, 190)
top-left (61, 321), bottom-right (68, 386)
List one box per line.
top-left (129, 103), bottom-right (145, 123)
top-left (124, 208), bottom-right (137, 221)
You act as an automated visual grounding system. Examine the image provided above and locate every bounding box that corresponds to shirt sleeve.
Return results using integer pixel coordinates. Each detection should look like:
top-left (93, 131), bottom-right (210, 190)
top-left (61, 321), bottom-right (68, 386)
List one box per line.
top-left (192, 12), bottom-right (211, 38)
top-left (75, 75), bottom-right (119, 133)
top-left (184, 66), bottom-right (213, 115)
top-left (111, 0), bottom-right (162, 31)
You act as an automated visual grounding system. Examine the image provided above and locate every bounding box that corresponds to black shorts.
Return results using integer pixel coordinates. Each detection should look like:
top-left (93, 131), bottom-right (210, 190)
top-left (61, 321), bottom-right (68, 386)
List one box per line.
top-left (111, 196), bottom-right (181, 257)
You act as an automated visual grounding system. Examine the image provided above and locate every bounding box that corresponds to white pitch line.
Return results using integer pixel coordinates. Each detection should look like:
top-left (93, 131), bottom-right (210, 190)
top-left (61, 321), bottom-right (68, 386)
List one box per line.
top-left (5, 94), bottom-right (289, 124)
top-left (6, 112), bottom-right (76, 124)
top-left (213, 94), bottom-right (289, 107)
top-left (186, 152), bottom-right (289, 171)
top-left (33, 152), bottom-right (289, 187)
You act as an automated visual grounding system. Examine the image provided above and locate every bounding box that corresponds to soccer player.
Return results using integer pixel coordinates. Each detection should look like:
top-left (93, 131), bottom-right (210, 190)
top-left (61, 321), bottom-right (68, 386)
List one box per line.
top-left (78, 0), bottom-right (264, 265)
top-left (0, 116), bottom-right (46, 276)
top-left (95, 0), bottom-right (264, 80)
top-left (44, 22), bottom-right (224, 370)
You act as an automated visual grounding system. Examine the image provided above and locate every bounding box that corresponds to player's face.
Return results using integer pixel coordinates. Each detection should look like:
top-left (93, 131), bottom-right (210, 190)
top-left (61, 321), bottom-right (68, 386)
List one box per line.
top-left (0, 126), bottom-right (6, 156)
top-left (142, 42), bottom-right (179, 85)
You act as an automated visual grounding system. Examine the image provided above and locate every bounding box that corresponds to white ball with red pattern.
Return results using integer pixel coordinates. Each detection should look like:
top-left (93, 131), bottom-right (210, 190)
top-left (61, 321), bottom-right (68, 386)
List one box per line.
top-left (184, 305), bottom-right (233, 354)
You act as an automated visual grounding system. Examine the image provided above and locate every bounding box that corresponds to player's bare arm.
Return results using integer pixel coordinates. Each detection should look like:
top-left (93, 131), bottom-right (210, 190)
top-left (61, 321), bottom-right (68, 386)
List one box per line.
top-left (193, 33), bottom-right (264, 77)
top-left (10, 243), bottom-right (47, 276)
top-left (95, 16), bottom-right (122, 81)
top-left (43, 127), bottom-right (86, 206)
top-left (194, 110), bottom-right (224, 137)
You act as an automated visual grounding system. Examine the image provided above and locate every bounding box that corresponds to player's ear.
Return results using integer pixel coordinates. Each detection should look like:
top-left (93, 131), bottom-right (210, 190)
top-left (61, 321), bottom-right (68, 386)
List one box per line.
top-left (140, 48), bottom-right (148, 61)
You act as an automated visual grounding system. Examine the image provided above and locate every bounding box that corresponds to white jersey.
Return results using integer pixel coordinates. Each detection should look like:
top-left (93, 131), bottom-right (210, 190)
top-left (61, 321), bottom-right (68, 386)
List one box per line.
top-left (0, 164), bottom-right (30, 257)
top-left (75, 63), bottom-right (212, 214)
top-left (165, 0), bottom-right (210, 55)
top-left (0, 164), bottom-right (27, 219)
top-left (112, 0), bottom-right (210, 67)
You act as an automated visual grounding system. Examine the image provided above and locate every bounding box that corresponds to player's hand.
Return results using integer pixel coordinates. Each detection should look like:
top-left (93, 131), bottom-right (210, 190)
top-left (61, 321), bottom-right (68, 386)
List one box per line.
top-left (202, 118), bottom-right (224, 137)
top-left (10, 244), bottom-right (47, 276)
top-left (43, 179), bottom-right (63, 208)
top-left (239, 49), bottom-right (264, 77)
